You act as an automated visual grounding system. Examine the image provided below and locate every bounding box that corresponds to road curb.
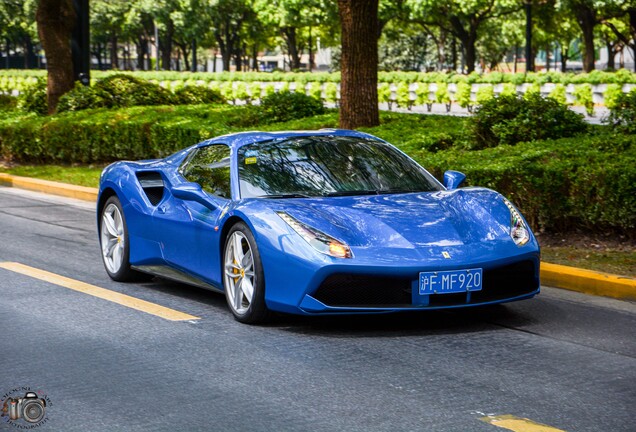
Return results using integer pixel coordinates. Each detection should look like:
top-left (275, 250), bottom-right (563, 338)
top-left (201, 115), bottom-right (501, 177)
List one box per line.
top-left (541, 262), bottom-right (636, 301)
top-left (0, 173), bottom-right (98, 202)
top-left (1, 173), bottom-right (634, 302)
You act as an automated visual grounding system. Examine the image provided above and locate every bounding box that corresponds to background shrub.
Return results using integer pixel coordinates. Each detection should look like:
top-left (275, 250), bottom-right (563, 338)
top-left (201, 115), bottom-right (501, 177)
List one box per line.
top-left (470, 94), bottom-right (587, 148)
top-left (606, 88), bottom-right (636, 134)
top-left (572, 84), bottom-right (594, 116)
top-left (173, 85), bottom-right (224, 105)
top-left (548, 84), bottom-right (568, 105)
top-left (0, 94), bottom-right (17, 110)
top-left (603, 84), bottom-right (623, 109)
top-left (422, 134), bottom-right (636, 234)
top-left (257, 90), bottom-right (325, 123)
top-left (93, 73), bottom-right (174, 107)
top-left (395, 82), bottom-right (411, 109)
top-left (455, 82), bottom-right (472, 109)
top-left (57, 82), bottom-right (111, 112)
top-left (17, 78), bottom-right (47, 115)
top-left (475, 85), bottom-right (494, 104)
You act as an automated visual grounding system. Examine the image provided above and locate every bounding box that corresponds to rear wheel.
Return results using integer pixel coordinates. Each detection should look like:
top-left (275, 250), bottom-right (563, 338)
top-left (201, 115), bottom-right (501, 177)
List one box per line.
top-left (223, 222), bottom-right (269, 324)
top-left (99, 196), bottom-right (142, 281)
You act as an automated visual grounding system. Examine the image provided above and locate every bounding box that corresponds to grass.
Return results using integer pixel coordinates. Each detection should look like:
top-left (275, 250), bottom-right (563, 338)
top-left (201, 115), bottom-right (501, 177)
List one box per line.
top-left (541, 247), bottom-right (636, 278)
top-left (0, 164), bottom-right (103, 188)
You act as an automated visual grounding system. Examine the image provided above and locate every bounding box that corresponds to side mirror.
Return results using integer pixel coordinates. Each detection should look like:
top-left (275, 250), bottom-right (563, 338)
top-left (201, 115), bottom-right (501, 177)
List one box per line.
top-left (443, 170), bottom-right (466, 190)
top-left (171, 182), bottom-right (217, 210)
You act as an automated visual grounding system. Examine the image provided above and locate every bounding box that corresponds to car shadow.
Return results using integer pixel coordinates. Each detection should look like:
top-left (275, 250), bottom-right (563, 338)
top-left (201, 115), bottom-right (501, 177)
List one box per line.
top-left (267, 302), bottom-right (538, 338)
top-left (139, 277), bottom-right (538, 337)
top-left (137, 277), bottom-right (228, 308)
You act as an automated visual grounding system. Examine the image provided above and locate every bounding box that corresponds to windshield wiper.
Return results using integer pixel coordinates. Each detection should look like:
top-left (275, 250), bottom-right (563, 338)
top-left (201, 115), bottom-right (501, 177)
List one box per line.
top-left (258, 193), bottom-right (313, 199)
top-left (323, 190), bottom-right (379, 197)
top-left (377, 188), bottom-right (419, 194)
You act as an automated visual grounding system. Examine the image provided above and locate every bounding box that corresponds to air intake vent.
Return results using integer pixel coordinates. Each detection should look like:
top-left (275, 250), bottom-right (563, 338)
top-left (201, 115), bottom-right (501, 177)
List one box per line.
top-left (136, 172), bottom-right (164, 206)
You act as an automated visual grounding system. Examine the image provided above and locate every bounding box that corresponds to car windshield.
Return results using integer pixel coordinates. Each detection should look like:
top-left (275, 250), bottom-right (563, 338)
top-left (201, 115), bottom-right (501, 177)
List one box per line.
top-left (238, 136), bottom-right (443, 198)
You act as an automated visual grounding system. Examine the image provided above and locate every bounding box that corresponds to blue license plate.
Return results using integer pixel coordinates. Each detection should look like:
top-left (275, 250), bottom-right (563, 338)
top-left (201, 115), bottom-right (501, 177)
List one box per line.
top-left (419, 268), bottom-right (483, 295)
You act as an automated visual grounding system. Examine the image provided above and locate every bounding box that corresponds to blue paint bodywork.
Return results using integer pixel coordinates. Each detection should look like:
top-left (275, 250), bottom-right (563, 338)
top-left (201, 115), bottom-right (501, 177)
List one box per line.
top-left (98, 129), bottom-right (540, 315)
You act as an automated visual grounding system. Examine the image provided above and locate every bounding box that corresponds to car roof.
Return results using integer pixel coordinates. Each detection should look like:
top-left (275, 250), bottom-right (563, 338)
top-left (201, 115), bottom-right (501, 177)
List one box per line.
top-left (195, 129), bottom-right (384, 150)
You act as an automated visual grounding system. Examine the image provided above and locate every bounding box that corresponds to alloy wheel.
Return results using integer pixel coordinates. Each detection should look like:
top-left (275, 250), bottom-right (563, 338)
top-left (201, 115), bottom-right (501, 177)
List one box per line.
top-left (224, 231), bottom-right (255, 315)
top-left (101, 202), bottom-right (125, 274)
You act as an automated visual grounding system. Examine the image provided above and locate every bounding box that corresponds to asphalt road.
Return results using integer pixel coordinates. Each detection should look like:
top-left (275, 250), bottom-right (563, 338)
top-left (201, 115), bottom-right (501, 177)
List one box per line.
top-left (0, 186), bottom-right (634, 432)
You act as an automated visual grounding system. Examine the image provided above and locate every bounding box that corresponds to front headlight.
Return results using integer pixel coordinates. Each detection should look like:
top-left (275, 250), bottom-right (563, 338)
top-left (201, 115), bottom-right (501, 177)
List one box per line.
top-left (277, 212), bottom-right (353, 258)
top-left (503, 199), bottom-right (530, 246)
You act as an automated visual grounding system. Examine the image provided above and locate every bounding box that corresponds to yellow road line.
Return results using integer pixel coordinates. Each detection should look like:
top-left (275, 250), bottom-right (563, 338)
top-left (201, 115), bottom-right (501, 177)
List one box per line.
top-left (481, 414), bottom-right (565, 432)
top-left (0, 262), bottom-right (200, 322)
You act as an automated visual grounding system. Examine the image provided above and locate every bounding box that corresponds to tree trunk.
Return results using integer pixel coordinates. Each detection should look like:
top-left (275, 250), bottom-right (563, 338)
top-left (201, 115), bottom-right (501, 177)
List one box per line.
top-left (281, 27), bottom-right (301, 70)
top-left (191, 39), bottom-right (197, 72)
top-left (561, 46), bottom-right (568, 72)
top-left (438, 29), bottom-right (447, 70)
top-left (464, 34), bottom-right (477, 74)
top-left (215, 27), bottom-right (233, 71)
top-left (110, 34), bottom-right (118, 69)
top-left (36, 0), bottom-right (76, 114)
top-left (451, 36), bottom-right (457, 72)
top-left (337, 0), bottom-right (379, 129)
top-left (252, 46), bottom-right (258, 71)
top-left (545, 44), bottom-right (550, 71)
top-left (137, 36), bottom-right (146, 71)
top-left (24, 35), bottom-right (35, 68)
top-left (525, 0), bottom-right (533, 72)
top-left (95, 42), bottom-right (103, 69)
top-left (178, 43), bottom-right (190, 71)
top-left (308, 27), bottom-right (314, 71)
top-left (630, 9), bottom-right (636, 71)
top-left (574, 6), bottom-right (596, 72)
top-left (161, 19), bottom-right (174, 70)
top-left (233, 47), bottom-right (241, 71)
top-left (221, 51), bottom-right (230, 71)
top-left (4, 39), bottom-right (9, 69)
top-left (449, 16), bottom-right (477, 73)
top-left (606, 42), bottom-right (616, 70)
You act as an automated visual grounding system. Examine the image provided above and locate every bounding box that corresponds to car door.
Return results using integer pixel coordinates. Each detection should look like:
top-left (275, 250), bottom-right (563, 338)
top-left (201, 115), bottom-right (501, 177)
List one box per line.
top-left (153, 144), bottom-right (232, 286)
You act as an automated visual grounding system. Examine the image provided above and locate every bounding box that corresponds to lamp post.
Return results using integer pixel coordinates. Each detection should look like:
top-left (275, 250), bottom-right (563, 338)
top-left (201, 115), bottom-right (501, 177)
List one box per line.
top-left (71, 0), bottom-right (90, 85)
top-left (155, 21), bottom-right (160, 71)
top-left (525, 0), bottom-right (534, 72)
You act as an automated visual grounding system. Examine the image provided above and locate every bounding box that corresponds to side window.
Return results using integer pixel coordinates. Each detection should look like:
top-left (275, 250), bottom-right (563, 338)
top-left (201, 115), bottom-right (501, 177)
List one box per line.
top-left (181, 145), bottom-right (232, 198)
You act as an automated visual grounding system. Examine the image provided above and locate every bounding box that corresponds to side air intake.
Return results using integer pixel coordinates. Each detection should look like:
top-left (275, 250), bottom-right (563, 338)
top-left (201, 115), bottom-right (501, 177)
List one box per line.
top-left (136, 172), bottom-right (165, 206)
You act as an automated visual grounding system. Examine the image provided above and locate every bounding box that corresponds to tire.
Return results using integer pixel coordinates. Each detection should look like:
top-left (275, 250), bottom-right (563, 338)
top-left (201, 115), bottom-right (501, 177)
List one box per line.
top-left (223, 222), bottom-right (270, 324)
top-left (99, 195), bottom-right (143, 282)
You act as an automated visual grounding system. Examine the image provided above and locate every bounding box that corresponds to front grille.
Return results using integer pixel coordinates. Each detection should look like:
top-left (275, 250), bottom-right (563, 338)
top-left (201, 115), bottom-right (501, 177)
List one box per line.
top-left (312, 274), bottom-right (412, 307)
top-left (311, 260), bottom-right (538, 308)
top-left (471, 260), bottom-right (538, 303)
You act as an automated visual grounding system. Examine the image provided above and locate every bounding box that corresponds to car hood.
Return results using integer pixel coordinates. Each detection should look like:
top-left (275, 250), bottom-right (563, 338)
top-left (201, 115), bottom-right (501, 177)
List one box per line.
top-left (266, 189), bottom-right (514, 249)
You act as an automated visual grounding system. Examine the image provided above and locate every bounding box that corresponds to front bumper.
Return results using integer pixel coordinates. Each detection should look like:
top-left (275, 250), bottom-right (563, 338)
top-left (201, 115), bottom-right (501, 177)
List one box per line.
top-left (261, 244), bottom-right (540, 315)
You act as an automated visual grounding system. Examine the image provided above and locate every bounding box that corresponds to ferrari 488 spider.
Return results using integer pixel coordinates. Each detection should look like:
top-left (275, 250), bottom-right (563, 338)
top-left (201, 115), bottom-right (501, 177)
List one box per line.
top-left (98, 129), bottom-right (540, 323)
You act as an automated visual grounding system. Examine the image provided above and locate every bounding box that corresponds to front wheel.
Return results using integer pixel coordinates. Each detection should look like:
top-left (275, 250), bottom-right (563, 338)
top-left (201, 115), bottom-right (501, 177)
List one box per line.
top-left (223, 222), bottom-right (270, 324)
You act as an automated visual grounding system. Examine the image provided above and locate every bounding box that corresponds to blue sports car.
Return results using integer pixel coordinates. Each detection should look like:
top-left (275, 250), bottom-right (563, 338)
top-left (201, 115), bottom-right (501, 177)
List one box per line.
top-left (97, 129), bottom-right (540, 323)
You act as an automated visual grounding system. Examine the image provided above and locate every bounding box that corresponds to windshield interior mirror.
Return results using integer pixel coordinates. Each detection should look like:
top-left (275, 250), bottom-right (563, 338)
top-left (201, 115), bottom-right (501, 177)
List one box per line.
top-left (171, 183), bottom-right (217, 210)
top-left (443, 170), bottom-right (466, 190)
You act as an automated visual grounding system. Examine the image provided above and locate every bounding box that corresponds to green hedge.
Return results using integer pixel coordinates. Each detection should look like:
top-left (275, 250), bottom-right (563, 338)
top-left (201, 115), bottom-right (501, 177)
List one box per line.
top-left (2, 69), bottom-right (636, 86)
top-left (421, 134), bottom-right (636, 234)
top-left (0, 106), bottom-right (633, 235)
